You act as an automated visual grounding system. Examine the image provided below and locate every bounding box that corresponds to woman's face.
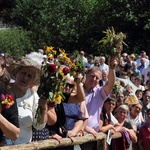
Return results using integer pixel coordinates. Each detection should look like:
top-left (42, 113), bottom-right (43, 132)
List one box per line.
top-left (15, 67), bottom-right (36, 90)
top-left (131, 104), bottom-right (142, 116)
top-left (104, 100), bottom-right (116, 113)
top-left (130, 75), bottom-right (135, 84)
top-left (136, 91), bottom-right (143, 100)
top-left (117, 108), bottom-right (128, 120)
top-left (65, 82), bottom-right (74, 93)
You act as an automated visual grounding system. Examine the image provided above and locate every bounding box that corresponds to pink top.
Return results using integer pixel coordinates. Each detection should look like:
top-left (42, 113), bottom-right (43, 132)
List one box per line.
top-left (84, 86), bottom-right (108, 132)
top-left (138, 123), bottom-right (150, 150)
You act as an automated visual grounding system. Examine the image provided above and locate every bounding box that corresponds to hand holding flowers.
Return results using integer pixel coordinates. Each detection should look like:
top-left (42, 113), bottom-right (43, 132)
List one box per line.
top-left (36, 46), bottom-right (86, 125)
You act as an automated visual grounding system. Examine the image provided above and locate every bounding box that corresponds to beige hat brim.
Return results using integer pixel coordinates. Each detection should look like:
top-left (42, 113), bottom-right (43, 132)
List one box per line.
top-left (7, 58), bottom-right (41, 86)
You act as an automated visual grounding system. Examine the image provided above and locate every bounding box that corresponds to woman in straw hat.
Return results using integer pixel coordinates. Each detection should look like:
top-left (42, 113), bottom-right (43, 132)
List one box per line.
top-left (8, 52), bottom-right (57, 145)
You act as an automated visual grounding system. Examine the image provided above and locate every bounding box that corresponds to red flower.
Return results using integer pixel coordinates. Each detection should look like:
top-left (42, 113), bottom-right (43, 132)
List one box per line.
top-left (48, 102), bottom-right (55, 107)
top-left (63, 67), bottom-right (70, 75)
top-left (47, 64), bottom-right (57, 73)
top-left (5, 94), bottom-right (14, 101)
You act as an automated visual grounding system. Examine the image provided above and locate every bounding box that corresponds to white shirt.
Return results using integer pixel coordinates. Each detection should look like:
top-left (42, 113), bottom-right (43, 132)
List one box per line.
top-left (136, 58), bottom-right (149, 68)
top-left (14, 88), bottom-right (45, 145)
top-left (142, 66), bottom-right (150, 85)
top-left (110, 113), bottom-right (118, 126)
top-left (99, 63), bottom-right (109, 72)
top-left (128, 112), bottom-right (143, 130)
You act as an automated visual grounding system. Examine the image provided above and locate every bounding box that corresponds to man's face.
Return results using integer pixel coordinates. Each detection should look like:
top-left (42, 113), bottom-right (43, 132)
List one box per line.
top-left (86, 70), bottom-right (101, 88)
top-left (143, 91), bottom-right (150, 105)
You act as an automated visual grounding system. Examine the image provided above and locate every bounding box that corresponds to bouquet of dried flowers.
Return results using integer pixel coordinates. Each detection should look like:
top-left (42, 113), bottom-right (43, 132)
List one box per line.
top-left (0, 94), bottom-right (14, 110)
top-left (99, 27), bottom-right (127, 57)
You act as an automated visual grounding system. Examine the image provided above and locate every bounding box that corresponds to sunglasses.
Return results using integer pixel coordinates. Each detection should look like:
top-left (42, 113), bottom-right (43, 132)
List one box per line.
top-left (66, 83), bottom-right (74, 88)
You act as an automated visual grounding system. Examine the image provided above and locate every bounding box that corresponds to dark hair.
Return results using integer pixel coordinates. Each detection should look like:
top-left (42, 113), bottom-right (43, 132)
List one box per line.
top-left (105, 94), bottom-right (117, 103)
top-left (135, 89), bottom-right (143, 94)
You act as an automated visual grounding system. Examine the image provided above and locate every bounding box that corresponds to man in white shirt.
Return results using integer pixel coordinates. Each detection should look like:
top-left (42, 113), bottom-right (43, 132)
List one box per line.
top-left (99, 56), bottom-right (109, 72)
top-left (80, 50), bottom-right (87, 65)
top-left (136, 51), bottom-right (149, 68)
top-left (84, 54), bottom-right (94, 68)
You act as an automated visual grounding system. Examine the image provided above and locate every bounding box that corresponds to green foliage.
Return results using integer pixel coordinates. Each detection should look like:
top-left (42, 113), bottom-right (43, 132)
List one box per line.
top-left (3, 0), bottom-right (108, 54)
top-left (0, 29), bottom-right (32, 57)
top-left (103, 0), bottom-right (150, 53)
top-left (1, 0), bottom-right (150, 55)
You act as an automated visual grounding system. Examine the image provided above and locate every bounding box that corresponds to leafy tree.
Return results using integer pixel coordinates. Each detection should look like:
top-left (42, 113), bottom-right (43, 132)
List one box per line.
top-left (3, 0), bottom-right (109, 55)
top-left (103, 0), bottom-right (150, 54)
top-left (2, 0), bottom-right (150, 56)
top-left (0, 29), bottom-right (32, 57)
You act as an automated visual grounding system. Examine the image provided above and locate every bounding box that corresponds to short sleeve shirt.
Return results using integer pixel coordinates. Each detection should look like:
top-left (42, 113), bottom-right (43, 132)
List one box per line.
top-left (84, 86), bottom-right (108, 132)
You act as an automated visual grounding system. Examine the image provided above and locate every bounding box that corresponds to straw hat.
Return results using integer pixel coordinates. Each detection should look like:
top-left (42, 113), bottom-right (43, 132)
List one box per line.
top-left (8, 52), bottom-right (43, 86)
top-left (124, 94), bottom-right (139, 105)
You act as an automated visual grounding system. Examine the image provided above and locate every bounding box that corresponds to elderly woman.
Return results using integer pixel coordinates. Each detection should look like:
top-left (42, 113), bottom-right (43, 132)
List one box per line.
top-left (114, 105), bottom-right (137, 150)
top-left (8, 53), bottom-right (57, 145)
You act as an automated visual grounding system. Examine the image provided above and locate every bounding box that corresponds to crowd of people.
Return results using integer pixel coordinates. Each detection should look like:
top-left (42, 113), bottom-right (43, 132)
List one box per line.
top-left (0, 49), bottom-right (150, 150)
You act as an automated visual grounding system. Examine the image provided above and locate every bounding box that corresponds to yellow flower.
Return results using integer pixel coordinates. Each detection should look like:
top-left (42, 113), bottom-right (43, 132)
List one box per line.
top-left (1, 99), bottom-right (8, 104)
top-left (53, 93), bottom-right (63, 104)
top-left (72, 63), bottom-right (77, 70)
top-left (58, 67), bottom-right (66, 80)
top-left (45, 46), bottom-right (57, 55)
top-left (59, 48), bottom-right (66, 54)
top-left (7, 101), bottom-right (13, 105)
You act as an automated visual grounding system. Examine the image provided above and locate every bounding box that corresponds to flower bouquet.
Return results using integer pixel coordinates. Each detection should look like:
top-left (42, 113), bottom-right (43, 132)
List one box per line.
top-left (35, 46), bottom-right (84, 125)
top-left (0, 94), bottom-right (14, 110)
top-left (99, 27), bottom-right (127, 57)
top-left (112, 80), bottom-right (122, 95)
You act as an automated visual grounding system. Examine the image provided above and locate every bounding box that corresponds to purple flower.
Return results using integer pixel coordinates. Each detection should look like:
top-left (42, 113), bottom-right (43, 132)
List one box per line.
top-left (0, 94), bottom-right (5, 101)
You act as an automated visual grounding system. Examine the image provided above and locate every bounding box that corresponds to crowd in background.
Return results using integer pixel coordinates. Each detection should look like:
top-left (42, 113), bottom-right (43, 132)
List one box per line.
top-left (0, 49), bottom-right (150, 150)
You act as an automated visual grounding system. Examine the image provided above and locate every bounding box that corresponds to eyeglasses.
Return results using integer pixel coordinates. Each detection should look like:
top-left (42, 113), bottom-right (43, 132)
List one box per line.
top-left (66, 83), bottom-right (74, 88)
